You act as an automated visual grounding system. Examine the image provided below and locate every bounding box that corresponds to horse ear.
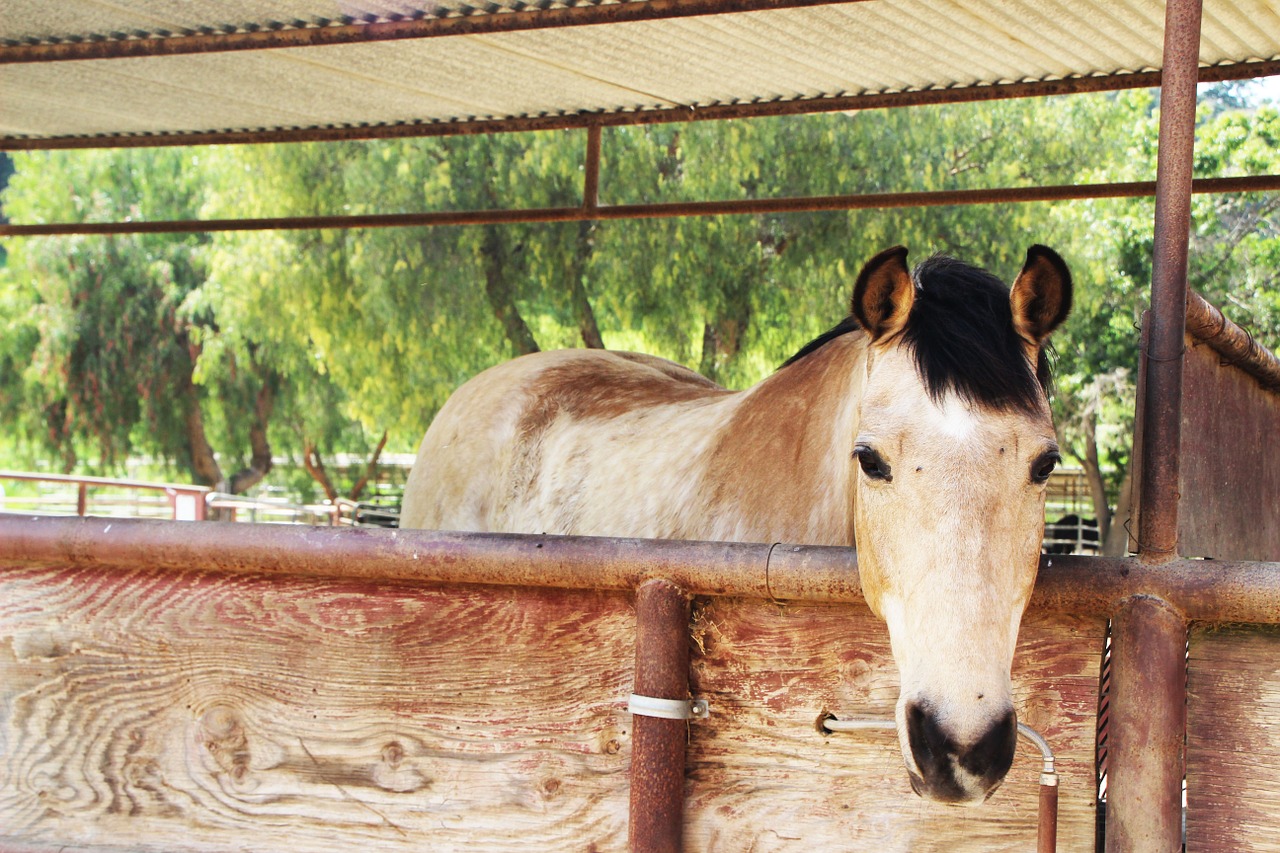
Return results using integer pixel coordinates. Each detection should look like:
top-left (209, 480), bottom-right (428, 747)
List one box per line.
top-left (853, 246), bottom-right (914, 343)
top-left (1010, 245), bottom-right (1072, 348)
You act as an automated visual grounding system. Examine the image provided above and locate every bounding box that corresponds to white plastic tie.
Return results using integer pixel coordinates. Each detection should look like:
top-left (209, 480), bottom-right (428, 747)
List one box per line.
top-left (628, 693), bottom-right (709, 720)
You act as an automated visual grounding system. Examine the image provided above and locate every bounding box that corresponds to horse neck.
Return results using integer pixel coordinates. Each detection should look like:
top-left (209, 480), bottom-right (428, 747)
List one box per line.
top-left (701, 331), bottom-right (867, 546)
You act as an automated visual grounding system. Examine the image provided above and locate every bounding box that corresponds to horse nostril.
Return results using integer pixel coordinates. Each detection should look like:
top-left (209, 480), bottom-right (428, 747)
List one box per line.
top-left (905, 700), bottom-right (954, 779)
top-left (958, 709), bottom-right (1018, 782)
top-left (905, 701), bottom-right (1017, 802)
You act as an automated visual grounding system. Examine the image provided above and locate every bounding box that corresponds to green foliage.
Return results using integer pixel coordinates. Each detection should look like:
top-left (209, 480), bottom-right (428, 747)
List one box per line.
top-left (1, 87), bottom-right (1277, 521)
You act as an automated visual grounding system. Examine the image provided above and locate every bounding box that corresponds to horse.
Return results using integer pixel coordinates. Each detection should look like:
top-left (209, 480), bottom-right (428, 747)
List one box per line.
top-left (401, 244), bottom-right (1072, 805)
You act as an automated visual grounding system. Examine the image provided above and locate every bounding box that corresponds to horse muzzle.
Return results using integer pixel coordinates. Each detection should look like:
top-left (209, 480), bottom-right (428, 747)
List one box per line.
top-left (904, 700), bottom-right (1018, 805)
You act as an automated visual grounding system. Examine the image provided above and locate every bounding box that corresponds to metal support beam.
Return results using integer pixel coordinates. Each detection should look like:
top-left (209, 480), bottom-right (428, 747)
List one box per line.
top-left (630, 578), bottom-right (692, 853)
top-left (3, 174), bottom-right (1278, 238)
top-left (584, 124), bottom-right (603, 215)
top-left (5, 515), bottom-right (1280, 624)
top-left (0, 0), bottom-right (868, 65)
top-left (5, 62), bottom-right (1277, 152)
top-left (1105, 595), bottom-right (1188, 853)
top-left (1136, 0), bottom-right (1203, 564)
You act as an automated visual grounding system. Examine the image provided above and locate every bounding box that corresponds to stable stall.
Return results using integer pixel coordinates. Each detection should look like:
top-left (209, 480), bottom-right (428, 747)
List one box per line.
top-left (2, 2), bottom-right (1280, 850)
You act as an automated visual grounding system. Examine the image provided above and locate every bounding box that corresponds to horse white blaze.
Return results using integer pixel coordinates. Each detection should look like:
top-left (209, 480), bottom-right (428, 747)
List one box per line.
top-left (856, 369), bottom-right (1055, 804)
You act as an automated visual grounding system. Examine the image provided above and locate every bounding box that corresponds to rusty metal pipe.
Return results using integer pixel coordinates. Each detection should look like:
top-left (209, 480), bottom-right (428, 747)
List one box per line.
top-left (583, 124), bottom-right (602, 214)
top-left (6, 63), bottom-right (1278, 151)
top-left (821, 716), bottom-right (1058, 849)
top-left (0, 0), bottom-right (869, 65)
top-left (4, 175), bottom-right (1279, 238)
top-left (1104, 595), bottom-right (1187, 853)
top-left (5, 516), bottom-right (1280, 624)
top-left (630, 578), bottom-right (692, 853)
top-left (1136, 0), bottom-right (1203, 565)
top-left (1186, 290), bottom-right (1280, 391)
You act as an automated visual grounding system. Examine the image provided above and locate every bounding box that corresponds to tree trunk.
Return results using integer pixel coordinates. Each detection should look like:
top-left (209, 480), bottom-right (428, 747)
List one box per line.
top-left (226, 369), bottom-right (278, 495)
top-left (568, 220), bottom-right (605, 349)
top-left (180, 375), bottom-right (223, 490)
top-left (481, 226), bottom-right (540, 355)
top-left (1078, 410), bottom-right (1112, 544)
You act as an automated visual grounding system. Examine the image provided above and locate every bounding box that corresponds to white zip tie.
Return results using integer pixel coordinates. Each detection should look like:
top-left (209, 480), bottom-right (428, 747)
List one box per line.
top-left (628, 693), bottom-right (710, 720)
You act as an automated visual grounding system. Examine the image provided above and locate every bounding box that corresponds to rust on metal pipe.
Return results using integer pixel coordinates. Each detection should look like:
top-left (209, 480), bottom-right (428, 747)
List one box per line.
top-left (1186, 290), bottom-right (1280, 391)
top-left (583, 124), bottom-right (603, 214)
top-left (0, 0), bottom-right (867, 65)
top-left (1136, 0), bottom-right (1203, 565)
top-left (630, 578), bottom-right (692, 853)
top-left (1039, 782), bottom-right (1058, 853)
top-left (4, 516), bottom-right (1280, 624)
top-left (3, 174), bottom-right (1278, 239)
top-left (6, 62), bottom-right (1278, 152)
top-left (1104, 595), bottom-right (1187, 853)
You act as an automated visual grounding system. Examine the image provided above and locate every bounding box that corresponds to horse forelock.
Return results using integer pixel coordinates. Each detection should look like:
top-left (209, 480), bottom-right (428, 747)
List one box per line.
top-left (903, 254), bottom-right (1050, 414)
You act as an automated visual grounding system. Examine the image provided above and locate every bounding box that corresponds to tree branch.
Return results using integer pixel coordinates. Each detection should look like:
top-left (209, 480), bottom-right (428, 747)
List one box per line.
top-left (347, 430), bottom-right (389, 501)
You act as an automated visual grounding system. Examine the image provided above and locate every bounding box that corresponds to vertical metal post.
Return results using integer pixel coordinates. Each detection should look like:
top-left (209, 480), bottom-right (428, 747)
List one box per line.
top-left (1105, 596), bottom-right (1187, 853)
top-left (76, 482), bottom-right (88, 516)
top-left (1109, 1), bottom-right (1201, 847)
top-left (630, 578), bottom-right (691, 853)
top-left (583, 123), bottom-right (602, 215)
top-left (1136, 0), bottom-right (1202, 562)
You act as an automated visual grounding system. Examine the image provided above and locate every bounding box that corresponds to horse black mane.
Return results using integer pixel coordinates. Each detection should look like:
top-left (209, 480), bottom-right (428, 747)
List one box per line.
top-left (783, 254), bottom-right (1052, 412)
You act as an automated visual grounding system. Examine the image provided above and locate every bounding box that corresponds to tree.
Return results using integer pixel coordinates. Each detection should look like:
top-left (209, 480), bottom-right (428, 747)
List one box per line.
top-left (2, 148), bottom-right (284, 491)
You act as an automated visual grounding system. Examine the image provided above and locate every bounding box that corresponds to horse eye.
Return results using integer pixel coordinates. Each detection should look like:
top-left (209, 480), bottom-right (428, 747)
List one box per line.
top-left (1031, 451), bottom-right (1060, 484)
top-left (854, 445), bottom-right (892, 482)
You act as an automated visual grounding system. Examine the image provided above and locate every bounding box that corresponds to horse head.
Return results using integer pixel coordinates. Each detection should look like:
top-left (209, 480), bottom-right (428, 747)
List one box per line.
top-left (849, 245), bottom-right (1071, 804)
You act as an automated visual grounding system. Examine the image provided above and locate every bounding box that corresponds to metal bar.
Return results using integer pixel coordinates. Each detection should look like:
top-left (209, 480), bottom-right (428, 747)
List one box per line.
top-left (4, 516), bottom-right (1280, 623)
top-left (1186, 290), bottom-right (1280, 391)
top-left (3, 174), bottom-right (1278, 238)
top-left (75, 483), bottom-right (88, 517)
top-left (583, 124), bottom-right (603, 214)
top-left (1104, 595), bottom-right (1187, 853)
top-left (5, 63), bottom-right (1278, 151)
top-left (0, 0), bottom-right (867, 65)
top-left (0, 469), bottom-right (212, 493)
top-left (1136, 0), bottom-right (1203, 564)
top-left (630, 578), bottom-right (692, 853)
top-left (1039, 782), bottom-right (1058, 853)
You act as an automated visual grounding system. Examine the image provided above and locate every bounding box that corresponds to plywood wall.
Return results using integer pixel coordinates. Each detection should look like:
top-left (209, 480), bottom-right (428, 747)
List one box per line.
top-left (1, 561), bottom-right (1105, 851)
top-left (1187, 624), bottom-right (1280, 852)
top-left (686, 599), bottom-right (1104, 852)
top-left (0, 564), bottom-right (634, 852)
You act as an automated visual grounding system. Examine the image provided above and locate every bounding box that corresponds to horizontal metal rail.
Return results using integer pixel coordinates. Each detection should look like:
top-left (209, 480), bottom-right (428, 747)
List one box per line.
top-left (4, 62), bottom-right (1277, 151)
top-left (0, 469), bottom-right (211, 494)
top-left (1187, 289), bottom-right (1280, 391)
top-left (2, 515), bottom-right (1278, 623)
top-left (4, 174), bottom-right (1279, 238)
top-left (0, 0), bottom-right (868, 65)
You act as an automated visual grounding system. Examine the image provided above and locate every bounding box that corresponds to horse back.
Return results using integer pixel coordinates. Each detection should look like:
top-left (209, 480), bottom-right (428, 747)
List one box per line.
top-left (399, 349), bottom-right (731, 533)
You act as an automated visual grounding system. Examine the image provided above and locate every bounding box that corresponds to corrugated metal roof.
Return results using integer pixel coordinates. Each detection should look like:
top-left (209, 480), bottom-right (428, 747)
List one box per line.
top-left (2, 0), bottom-right (1278, 147)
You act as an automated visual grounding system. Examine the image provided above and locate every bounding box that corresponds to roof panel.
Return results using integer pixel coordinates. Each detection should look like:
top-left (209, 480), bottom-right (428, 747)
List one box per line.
top-left (2, 0), bottom-right (1278, 147)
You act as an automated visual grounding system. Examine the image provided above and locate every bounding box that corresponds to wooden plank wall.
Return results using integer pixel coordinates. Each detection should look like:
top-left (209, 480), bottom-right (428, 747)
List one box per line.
top-left (1, 562), bottom-right (1105, 851)
top-left (0, 564), bottom-right (634, 852)
top-left (686, 599), bottom-right (1104, 852)
top-left (1178, 336), bottom-right (1280, 560)
top-left (1187, 624), bottom-right (1280, 852)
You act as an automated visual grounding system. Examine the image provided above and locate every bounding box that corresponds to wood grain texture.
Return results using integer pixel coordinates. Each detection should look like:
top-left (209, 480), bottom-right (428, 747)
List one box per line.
top-left (3, 562), bottom-right (1105, 852)
top-left (1187, 624), bottom-right (1280, 851)
top-left (686, 599), bottom-right (1105, 852)
top-left (1179, 337), bottom-right (1280, 560)
top-left (0, 564), bottom-right (633, 852)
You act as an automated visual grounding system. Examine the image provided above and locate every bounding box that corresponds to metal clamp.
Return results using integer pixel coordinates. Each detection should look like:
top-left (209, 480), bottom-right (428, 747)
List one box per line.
top-left (628, 693), bottom-right (710, 720)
